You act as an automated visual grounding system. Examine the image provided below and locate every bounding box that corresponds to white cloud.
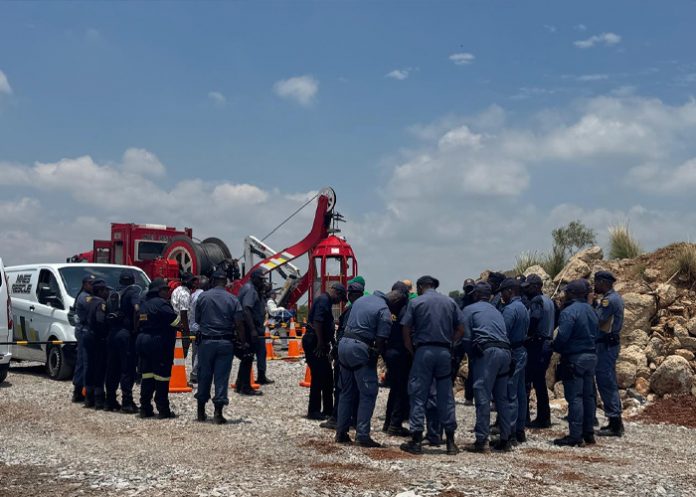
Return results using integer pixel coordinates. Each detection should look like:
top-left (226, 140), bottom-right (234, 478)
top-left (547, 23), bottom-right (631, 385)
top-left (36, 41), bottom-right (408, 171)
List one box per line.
top-left (0, 70), bottom-right (12, 95)
top-left (273, 75), bottom-right (318, 106)
top-left (576, 74), bottom-right (609, 82)
top-left (208, 91), bottom-right (227, 107)
top-left (574, 32), bottom-right (622, 49)
top-left (449, 53), bottom-right (475, 66)
top-left (574, 24), bottom-right (587, 32)
top-left (627, 158), bottom-right (696, 194)
top-left (386, 68), bottom-right (411, 80)
top-left (121, 148), bottom-right (166, 178)
top-left (544, 24), bottom-right (557, 33)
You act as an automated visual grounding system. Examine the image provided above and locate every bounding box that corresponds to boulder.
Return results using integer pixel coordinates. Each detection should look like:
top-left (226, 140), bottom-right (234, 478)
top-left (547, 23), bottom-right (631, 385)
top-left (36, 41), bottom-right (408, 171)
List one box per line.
top-left (643, 268), bottom-right (660, 283)
top-left (553, 258), bottom-right (591, 285)
top-left (635, 376), bottom-right (650, 396)
top-left (546, 353), bottom-right (560, 389)
top-left (574, 246), bottom-right (604, 264)
top-left (645, 336), bottom-right (665, 363)
top-left (656, 283), bottom-right (678, 309)
top-left (622, 293), bottom-right (656, 332)
top-left (619, 345), bottom-right (647, 367)
top-left (553, 381), bottom-right (564, 399)
top-left (674, 349), bottom-right (696, 362)
top-left (622, 328), bottom-right (649, 348)
top-left (687, 317), bottom-right (696, 336)
top-left (616, 361), bottom-right (637, 388)
top-left (636, 365), bottom-right (651, 380)
top-left (649, 355), bottom-right (695, 396)
top-left (523, 265), bottom-right (553, 294)
top-left (678, 336), bottom-right (696, 353)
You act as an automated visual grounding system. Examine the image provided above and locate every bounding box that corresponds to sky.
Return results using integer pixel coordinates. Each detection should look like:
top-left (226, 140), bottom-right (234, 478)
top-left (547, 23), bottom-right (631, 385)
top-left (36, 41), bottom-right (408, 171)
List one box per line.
top-left (2, 1), bottom-right (696, 292)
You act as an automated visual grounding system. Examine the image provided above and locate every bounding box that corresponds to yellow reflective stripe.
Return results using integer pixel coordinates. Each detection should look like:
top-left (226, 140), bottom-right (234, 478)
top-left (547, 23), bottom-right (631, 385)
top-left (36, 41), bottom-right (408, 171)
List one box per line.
top-left (153, 375), bottom-right (170, 382)
top-left (141, 373), bottom-right (155, 379)
top-left (170, 316), bottom-right (181, 327)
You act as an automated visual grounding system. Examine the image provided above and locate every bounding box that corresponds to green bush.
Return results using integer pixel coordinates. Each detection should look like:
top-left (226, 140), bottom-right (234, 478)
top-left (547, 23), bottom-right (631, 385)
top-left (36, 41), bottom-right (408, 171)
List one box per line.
top-left (609, 224), bottom-right (642, 259)
top-left (514, 251), bottom-right (546, 275)
top-left (542, 245), bottom-right (567, 279)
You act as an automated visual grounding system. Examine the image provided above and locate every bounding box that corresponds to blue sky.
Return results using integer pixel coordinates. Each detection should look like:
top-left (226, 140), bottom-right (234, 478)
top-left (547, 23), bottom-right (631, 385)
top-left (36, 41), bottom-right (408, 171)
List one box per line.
top-left (2, 1), bottom-right (696, 291)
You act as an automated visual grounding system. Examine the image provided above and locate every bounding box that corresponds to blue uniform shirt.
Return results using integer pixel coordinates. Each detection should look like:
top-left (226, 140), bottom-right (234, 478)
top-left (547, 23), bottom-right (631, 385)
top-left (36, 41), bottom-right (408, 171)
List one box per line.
top-left (117, 284), bottom-right (142, 331)
top-left (344, 292), bottom-right (392, 342)
top-left (195, 287), bottom-right (243, 337)
top-left (529, 294), bottom-right (555, 339)
top-left (138, 294), bottom-right (179, 338)
top-left (308, 293), bottom-right (335, 343)
top-left (336, 305), bottom-right (353, 343)
top-left (461, 300), bottom-right (509, 346)
top-left (401, 289), bottom-right (461, 346)
top-left (502, 297), bottom-right (530, 346)
top-left (596, 289), bottom-right (624, 335)
top-left (553, 300), bottom-right (599, 356)
top-left (75, 290), bottom-right (92, 329)
top-left (238, 282), bottom-right (265, 335)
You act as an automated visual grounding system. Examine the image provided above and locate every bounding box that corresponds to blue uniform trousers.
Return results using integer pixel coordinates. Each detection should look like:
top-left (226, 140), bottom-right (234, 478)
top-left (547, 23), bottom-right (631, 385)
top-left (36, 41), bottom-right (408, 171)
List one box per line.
top-left (254, 334), bottom-right (267, 377)
top-left (384, 348), bottom-right (410, 429)
top-left (72, 325), bottom-right (87, 389)
top-left (525, 339), bottom-right (552, 423)
top-left (425, 380), bottom-right (444, 443)
top-left (196, 338), bottom-right (235, 406)
top-left (562, 353), bottom-right (597, 440)
top-left (472, 347), bottom-right (512, 442)
top-left (105, 329), bottom-right (136, 405)
top-left (408, 346), bottom-right (456, 435)
top-left (136, 333), bottom-right (175, 414)
top-left (507, 347), bottom-right (527, 433)
top-left (596, 342), bottom-right (622, 418)
top-left (337, 339), bottom-right (378, 441)
top-left (83, 331), bottom-right (108, 400)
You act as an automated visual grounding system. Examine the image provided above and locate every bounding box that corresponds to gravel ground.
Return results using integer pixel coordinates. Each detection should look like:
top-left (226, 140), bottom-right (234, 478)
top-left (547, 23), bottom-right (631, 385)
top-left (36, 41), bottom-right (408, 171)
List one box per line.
top-left (1, 358), bottom-right (695, 497)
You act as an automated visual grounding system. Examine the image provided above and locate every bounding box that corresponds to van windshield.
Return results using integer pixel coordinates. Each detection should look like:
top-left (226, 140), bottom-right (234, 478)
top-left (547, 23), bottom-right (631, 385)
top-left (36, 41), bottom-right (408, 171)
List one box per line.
top-left (59, 266), bottom-right (150, 298)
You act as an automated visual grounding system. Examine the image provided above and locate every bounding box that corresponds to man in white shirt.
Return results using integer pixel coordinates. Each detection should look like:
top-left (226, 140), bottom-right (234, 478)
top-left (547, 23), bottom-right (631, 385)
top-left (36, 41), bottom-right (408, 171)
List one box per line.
top-left (170, 272), bottom-right (198, 359)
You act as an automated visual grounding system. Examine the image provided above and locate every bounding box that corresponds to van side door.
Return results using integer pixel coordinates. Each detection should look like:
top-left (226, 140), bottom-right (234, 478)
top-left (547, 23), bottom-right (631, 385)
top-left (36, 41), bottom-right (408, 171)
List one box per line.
top-left (8, 269), bottom-right (43, 362)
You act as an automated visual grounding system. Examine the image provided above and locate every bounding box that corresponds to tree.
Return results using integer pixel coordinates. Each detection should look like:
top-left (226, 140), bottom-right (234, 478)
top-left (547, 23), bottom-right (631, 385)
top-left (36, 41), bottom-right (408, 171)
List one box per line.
top-left (552, 220), bottom-right (596, 259)
top-left (449, 290), bottom-right (462, 300)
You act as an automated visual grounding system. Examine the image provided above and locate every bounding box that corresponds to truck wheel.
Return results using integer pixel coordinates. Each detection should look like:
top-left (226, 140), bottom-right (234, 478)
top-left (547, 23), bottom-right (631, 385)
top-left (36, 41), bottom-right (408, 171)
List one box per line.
top-left (46, 344), bottom-right (73, 381)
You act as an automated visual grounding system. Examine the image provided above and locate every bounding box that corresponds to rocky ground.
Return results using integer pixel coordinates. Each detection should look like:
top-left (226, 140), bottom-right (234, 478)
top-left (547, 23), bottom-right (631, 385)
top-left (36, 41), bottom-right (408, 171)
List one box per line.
top-left (1, 359), bottom-right (695, 497)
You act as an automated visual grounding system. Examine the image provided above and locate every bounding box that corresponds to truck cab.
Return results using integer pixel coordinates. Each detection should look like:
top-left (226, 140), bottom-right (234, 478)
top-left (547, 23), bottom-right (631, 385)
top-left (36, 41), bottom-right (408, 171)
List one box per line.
top-left (6, 263), bottom-right (149, 380)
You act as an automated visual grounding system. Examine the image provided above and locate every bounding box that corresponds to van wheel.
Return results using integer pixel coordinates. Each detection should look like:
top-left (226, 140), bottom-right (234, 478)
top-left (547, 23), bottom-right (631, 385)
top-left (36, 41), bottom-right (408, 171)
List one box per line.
top-left (46, 344), bottom-right (72, 380)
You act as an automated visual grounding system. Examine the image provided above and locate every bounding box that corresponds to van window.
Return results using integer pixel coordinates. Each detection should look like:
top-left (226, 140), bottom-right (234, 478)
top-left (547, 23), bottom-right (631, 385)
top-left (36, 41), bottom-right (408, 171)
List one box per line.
top-left (59, 266), bottom-right (149, 298)
top-left (37, 269), bottom-right (64, 308)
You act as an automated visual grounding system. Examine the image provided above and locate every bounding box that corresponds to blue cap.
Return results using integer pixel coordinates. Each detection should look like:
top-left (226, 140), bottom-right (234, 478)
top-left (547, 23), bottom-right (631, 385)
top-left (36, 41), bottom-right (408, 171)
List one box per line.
top-left (474, 281), bottom-right (492, 296)
top-left (250, 268), bottom-right (265, 280)
top-left (348, 282), bottom-right (365, 294)
top-left (416, 275), bottom-right (440, 289)
top-left (92, 279), bottom-right (112, 292)
top-left (594, 271), bottom-right (616, 283)
top-left (565, 279), bottom-right (590, 297)
top-left (148, 278), bottom-right (168, 293)
top-left (211, 270), bottom-right (227, 280)
top-left (119, 270), bottom-right (135, 285)
top-left (330, 282), bottom-right (347, 294)
top-left (499, 278), bottom-right (519, 291)
top-left (83, 274), bottom-right (97, 283)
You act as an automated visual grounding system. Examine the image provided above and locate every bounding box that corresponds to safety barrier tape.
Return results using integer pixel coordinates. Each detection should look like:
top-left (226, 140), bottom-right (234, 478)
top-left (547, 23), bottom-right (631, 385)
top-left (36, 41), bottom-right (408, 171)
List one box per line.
top-left (0, 340), bottom-right (76, 345)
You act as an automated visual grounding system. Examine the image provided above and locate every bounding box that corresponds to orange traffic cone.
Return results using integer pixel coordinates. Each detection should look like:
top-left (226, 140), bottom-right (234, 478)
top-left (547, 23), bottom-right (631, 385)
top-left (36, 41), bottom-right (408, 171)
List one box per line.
top-left (285, 319), bottom-right (302, 361)
top-left (299, 325), bottom-right (306, 354)
top-left (265, 325), bottom-right (277, 360)
top-left (250, 368), bottom-right (260, 390)
top-left (169, 331), bottom-right (192, 393)
top-left (299, 364), bottom-right (312, 388)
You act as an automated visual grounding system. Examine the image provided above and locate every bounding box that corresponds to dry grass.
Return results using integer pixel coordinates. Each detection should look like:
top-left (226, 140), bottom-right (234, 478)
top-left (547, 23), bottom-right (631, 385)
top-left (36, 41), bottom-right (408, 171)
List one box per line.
top-left (670, 243), bottom-right (696, 285)
top-left (609, 224), bottom-right (642, 260)
top-left (514, 251), bottom-right (546, 275)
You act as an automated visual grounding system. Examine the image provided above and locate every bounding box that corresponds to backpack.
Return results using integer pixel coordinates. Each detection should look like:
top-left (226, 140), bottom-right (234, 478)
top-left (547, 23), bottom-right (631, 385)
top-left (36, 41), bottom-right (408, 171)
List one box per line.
top-left (106, 285), bottom-right (141, 328)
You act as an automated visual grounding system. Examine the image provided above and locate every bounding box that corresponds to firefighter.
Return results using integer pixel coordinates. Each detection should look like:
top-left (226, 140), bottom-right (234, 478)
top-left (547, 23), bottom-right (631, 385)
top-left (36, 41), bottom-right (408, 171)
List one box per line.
top-left (136, 278), bottom-right (179, 419)
top-left (83, 279), bottom-right (111, 410)
top-left (104, 270), bottom-right (142, 413)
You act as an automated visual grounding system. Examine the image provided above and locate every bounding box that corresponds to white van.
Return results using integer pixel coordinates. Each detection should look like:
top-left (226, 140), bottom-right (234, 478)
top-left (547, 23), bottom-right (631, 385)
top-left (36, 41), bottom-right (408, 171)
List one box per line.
top-left (0, 257), bottom-right (12, 384)
top-left (6, 263), bottom-right (150, 380)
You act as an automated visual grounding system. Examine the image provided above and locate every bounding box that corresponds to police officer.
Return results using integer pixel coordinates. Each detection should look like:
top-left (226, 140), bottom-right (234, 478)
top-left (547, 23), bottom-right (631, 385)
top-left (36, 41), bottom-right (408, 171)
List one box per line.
top-left (522, 274), bottom-right (555, 429)
top-left (461, 281), bottom-right (513, 453)
top-left (136, 278), bottom-right (179, 419)
top-left (382, 281), bottom-right (412, 436)
top-left (303, 283), bottom-right (347, 420)
top-left (400, 276), bottom-right (464, 456)
top-left (195, 270), bottom-right (245, 424)
top-left (83, 279), bottom-right (111, 409)
top-left (335, 289), bottom-right (407, 447)
top-left (104, 270), bottom-right (141, 413)
top-left (321, 281), bottom-right (364, 430)
top-left (456, 278), bottom-right (476, 405)
top-left (488, 272), bottom-right (506, 311)
top-left (236, 269), bottom-right (272, 394)
top-left (499, 278), bottom-right (530, 444)
top-left (552, 279), bottom-right (599, 446)
top-left (593, 271), bottom-right (625, 437)
top-left (71, 274), bottom-right (95, 403)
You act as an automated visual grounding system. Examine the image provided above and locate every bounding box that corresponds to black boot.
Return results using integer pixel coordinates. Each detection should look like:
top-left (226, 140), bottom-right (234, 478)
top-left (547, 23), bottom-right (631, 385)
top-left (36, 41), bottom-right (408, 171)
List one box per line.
top-left (400, 431), bottom-right (423, 455)
top-left (240, 386), bottom-right (263, 396)
top-left (464, 440), bottom-right (488, 453)
top-left (387, 425), bottom-right (412, 437)
top-left (257, 374), bottom-right (275, 385)
top-left (553, 435), bottom-right (584, 447)
top-left (598, 417), bottom-right (624, 437)
top-left (356, 437), bottom-right (382, 448)
top-left (320, 417), bottom-right (337, 429)
top-left (515, 430), bottom-right (526, 444)
top-left (72, 386), bottom-right (85, 403)
top-left (120, 393), bottom-right (138, 414)
top-left (335, 432), bottom-right (352, 444)
top-left (527, 418), bottom-right (551, 429)
top-left (445, 431), bottom-right (459, 455)
top-left (83, 390), bottom-right (95, 409)
top-left (213, 404), bottom-right (226, 424)
top-left (583, 432), bottom-right (596, 445)
top-left (94, 392), bottom-right (106, 411)
top-left (491, 438), bottom-right (512, 452)
top-left (105, 399), bottom-right (121, 412)
top-left (197, 402), bottom-right (207, 422)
